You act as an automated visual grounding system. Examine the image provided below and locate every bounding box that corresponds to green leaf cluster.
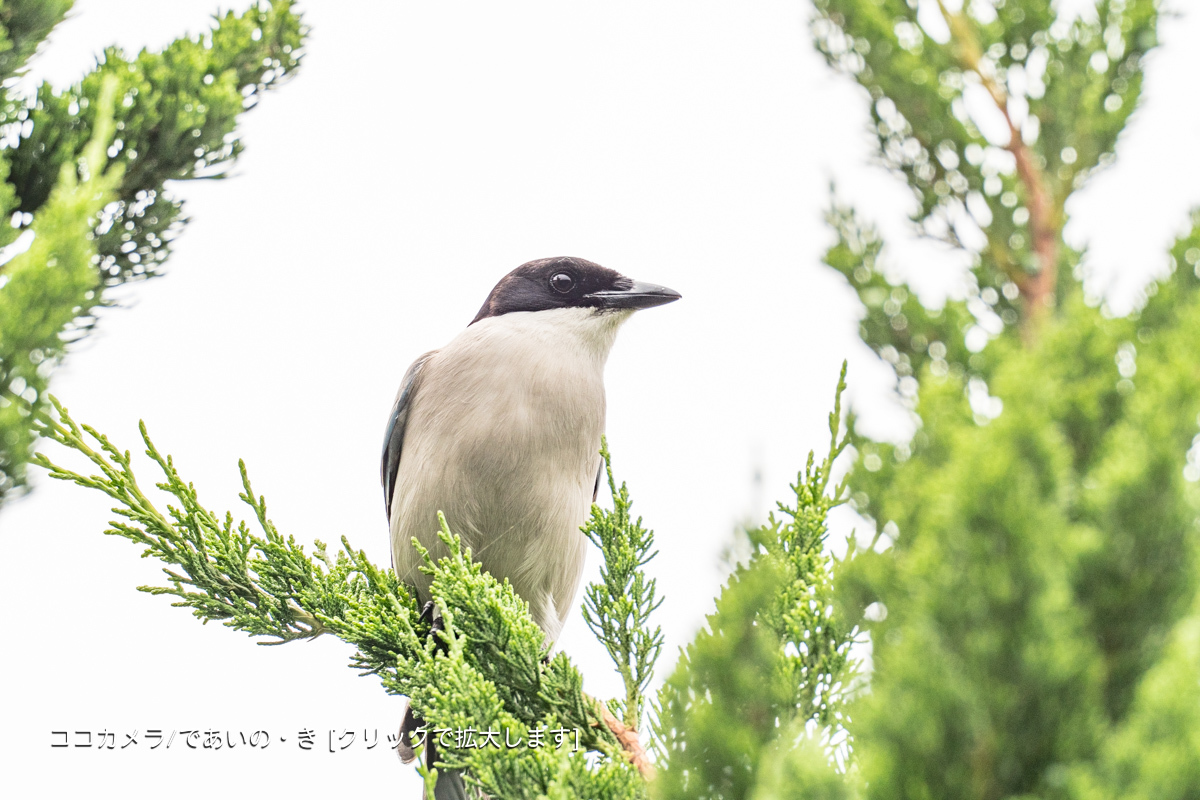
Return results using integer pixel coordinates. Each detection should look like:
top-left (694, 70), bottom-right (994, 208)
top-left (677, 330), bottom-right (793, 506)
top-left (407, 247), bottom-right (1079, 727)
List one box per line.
top-left (839, 263), bottom-right (1200, 799)
top-left (8, 0), bottom-right (305, 285)
top-left (0, 0), bottom-right (306, 505)
top-left (0, 74), bottom-right (118, 509)
top-left (583, 439), bottom-right (665, 731)
top-left (653, 367), bottom-right (860, 800)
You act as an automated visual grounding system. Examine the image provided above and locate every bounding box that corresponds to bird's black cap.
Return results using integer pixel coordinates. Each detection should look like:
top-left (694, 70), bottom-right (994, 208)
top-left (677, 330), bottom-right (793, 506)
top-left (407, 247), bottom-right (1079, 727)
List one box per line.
top-left (470, 256), bottom-right (681, 325)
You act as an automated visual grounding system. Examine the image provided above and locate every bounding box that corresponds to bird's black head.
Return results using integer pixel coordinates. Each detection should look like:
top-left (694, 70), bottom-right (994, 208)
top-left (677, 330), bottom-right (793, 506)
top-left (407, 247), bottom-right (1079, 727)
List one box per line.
top-left (470, 256), bottom-right (681, 325)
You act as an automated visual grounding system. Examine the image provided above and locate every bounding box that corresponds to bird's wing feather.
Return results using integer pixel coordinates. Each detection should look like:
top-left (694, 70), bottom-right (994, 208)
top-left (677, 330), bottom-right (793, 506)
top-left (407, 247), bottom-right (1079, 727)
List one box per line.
top-left (381, 350), bottom-right (437, 522)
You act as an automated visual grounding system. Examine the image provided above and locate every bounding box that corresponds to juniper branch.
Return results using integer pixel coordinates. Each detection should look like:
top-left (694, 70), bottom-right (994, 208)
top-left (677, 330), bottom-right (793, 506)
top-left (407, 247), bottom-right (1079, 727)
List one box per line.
top-left (582, 438), bottom-right (665, 732)
top-left (33, 395), bottom-right (346, 641)
top-left (30, 396), bottom-right (643, 798)
top-left (754, 362), bottom-right (859, 731)
top-left (653, 364), bottom-right (861, 797)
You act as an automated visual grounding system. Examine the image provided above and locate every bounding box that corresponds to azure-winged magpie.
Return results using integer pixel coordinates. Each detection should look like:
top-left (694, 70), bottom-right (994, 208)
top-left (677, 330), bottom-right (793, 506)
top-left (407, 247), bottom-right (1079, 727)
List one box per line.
top-left (381, 256), bottom-right (679, 798)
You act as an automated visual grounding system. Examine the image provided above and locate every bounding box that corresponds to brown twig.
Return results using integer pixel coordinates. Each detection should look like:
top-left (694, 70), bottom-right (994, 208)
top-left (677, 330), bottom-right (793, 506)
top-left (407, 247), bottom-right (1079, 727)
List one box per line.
top-left (1006, 121), bottom-right (1059, 333)
top-left (939, 2), bottom-right (1060, 339)
top-left (595, 702), bottom-right (656, 780)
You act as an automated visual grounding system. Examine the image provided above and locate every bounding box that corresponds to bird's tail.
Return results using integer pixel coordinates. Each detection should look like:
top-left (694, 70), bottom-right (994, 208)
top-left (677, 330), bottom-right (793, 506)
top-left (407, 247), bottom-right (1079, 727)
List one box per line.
top-left (397, 702), bottom-right (471, 800)
top-left (427, 756), bottom-right (470, 800)
top-left (396, 701), bottom-right (423, 764)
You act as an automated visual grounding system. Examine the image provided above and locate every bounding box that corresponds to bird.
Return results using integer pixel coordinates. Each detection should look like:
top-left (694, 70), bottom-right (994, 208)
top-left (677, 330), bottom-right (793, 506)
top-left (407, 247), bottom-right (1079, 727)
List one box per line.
top-left (381, 256), bottom-right (680, 798)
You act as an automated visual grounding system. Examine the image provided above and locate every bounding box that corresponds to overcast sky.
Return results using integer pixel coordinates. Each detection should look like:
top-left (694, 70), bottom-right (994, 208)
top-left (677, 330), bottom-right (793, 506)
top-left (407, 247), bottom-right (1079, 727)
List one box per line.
top-left (4, 1), bottom-right (1199, 796)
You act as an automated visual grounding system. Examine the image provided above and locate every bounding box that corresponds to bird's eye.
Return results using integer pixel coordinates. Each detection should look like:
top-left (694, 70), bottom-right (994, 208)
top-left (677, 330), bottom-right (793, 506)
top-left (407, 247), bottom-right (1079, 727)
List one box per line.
top-left (550, 272), bottom-right (576, 294)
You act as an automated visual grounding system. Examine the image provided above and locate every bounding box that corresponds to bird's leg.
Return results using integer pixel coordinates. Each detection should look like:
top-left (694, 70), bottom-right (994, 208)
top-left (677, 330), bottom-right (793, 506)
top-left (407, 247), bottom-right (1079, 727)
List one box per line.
top-left (396, 702), bottom-right (423, 763)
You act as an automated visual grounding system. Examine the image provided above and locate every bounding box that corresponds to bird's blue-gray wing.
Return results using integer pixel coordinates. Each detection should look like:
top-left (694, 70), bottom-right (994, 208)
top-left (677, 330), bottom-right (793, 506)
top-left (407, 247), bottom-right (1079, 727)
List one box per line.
top-left (381, 350), bottom-right (437, 522)
top-left (385, 351), bottom-right (469, 800)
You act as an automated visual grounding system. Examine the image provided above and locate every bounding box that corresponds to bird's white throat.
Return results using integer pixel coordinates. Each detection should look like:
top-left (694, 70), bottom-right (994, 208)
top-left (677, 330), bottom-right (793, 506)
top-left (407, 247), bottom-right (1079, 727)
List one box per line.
top-left (464, 306), bottom-right (634, 366)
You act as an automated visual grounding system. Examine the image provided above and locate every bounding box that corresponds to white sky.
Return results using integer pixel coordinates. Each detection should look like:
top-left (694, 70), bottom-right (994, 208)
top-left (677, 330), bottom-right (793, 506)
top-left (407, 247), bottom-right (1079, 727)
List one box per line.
top-left (3, 1), bottom-right (1198, 797)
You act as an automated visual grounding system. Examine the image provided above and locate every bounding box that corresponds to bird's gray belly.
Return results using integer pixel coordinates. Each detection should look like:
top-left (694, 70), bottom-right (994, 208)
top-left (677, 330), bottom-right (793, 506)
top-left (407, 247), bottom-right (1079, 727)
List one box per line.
top-left (389, 360), bottom-right (601, 641)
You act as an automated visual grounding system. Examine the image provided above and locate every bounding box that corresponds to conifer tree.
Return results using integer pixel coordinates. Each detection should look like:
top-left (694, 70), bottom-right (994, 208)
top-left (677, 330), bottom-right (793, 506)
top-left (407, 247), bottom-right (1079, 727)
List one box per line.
top-left (0, 0), bottom-right (305, 505)
top-left (26, 0), bottom-right (1200, 798)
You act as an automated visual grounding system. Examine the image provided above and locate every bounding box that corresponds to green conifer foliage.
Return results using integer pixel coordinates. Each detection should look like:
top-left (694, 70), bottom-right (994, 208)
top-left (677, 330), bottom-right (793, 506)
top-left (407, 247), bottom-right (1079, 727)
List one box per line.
top-left (0, 1), bottom-right (305, 505)
top-left (0, 2), bottom-right (74, 84)
top-left (31, 376), bottom-right (858, 800)
top-left (653, 368), bottom-right (859, 800)
top-left (812, 0), bottom-right (1200, 797)
top-left (31, 402), bottom-right (659, 799)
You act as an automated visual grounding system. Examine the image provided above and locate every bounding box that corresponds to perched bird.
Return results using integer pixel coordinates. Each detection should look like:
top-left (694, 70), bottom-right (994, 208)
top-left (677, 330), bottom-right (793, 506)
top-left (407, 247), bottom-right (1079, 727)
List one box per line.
top-left (381, 256), bottom-right (679, 797)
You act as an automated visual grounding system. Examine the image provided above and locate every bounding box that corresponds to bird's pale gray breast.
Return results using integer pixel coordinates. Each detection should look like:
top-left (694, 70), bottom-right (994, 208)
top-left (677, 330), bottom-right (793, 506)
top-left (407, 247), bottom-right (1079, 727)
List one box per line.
top-left (388, 309), bottom-right (610, 641)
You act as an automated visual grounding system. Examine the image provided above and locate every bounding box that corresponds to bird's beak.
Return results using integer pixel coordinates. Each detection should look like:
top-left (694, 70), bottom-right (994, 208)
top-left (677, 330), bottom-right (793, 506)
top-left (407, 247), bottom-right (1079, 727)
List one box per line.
top-left (585, 280), bottom-right (682, 310)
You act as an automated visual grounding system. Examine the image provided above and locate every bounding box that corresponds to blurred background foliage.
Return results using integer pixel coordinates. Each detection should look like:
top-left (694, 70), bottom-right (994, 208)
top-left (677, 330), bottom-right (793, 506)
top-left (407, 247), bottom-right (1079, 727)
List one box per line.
top-left (659, 0), bottom-right (1200, 798)
top-left (774, 0), bottom-right (1200, 797)
top-left (0, 0), bottom-right (305, 505)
